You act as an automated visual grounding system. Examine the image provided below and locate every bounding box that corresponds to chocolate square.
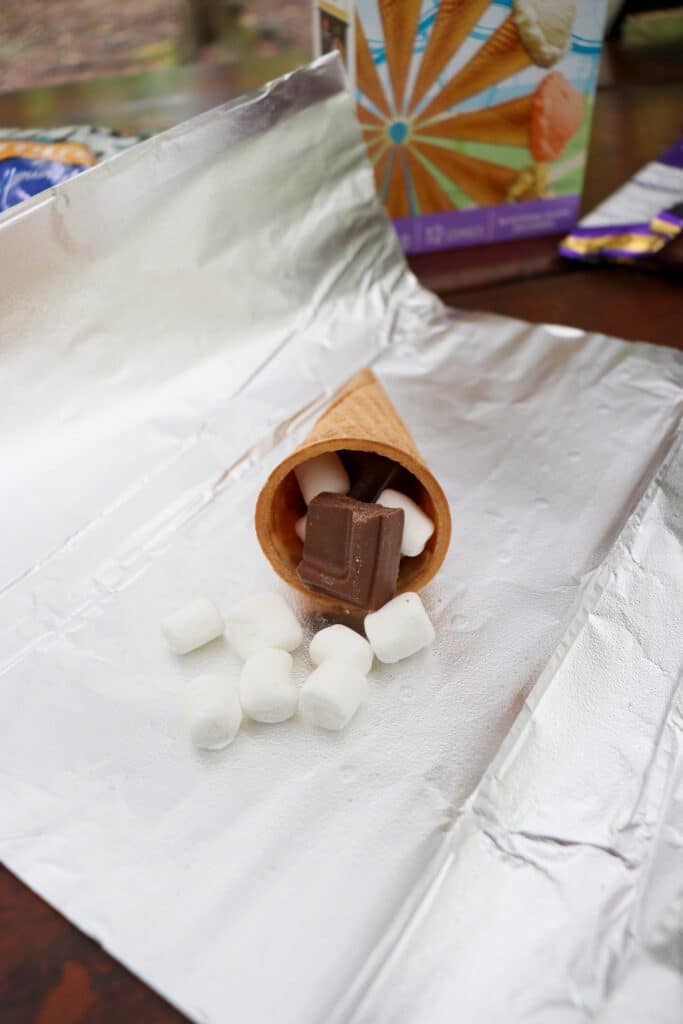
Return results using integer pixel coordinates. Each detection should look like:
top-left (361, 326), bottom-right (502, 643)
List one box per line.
top-left (297, 493), bottom-right (404, 610)
top-left (342, 451), bottom-right (414, 502)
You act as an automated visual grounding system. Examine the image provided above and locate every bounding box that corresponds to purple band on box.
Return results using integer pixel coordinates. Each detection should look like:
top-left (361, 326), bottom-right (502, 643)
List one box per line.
top-left (394, 196), bottom-right (581, 254)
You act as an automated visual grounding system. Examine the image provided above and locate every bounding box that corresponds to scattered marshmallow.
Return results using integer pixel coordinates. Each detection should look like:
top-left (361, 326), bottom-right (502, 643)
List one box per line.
top-left (300, 661), bottom-right (368, 731)
top-left (377, 489), bottom-right (434, 557)
top-left (294, 452), bottom-right (350, 506)
top-left (184, 674), bottom-right (242, 750)
top-left (295, 514), bottom-right (307, 543)
top-left (364, 592), bottom-right (435, 664)
top-left (240, 649), bottom-right (298, 723)
top-left (161, 598), bottom-right (225, 655)
top-left (310, 624), bottom-right (373, 675)
top-left (226, 591), bottom-right (303, 660)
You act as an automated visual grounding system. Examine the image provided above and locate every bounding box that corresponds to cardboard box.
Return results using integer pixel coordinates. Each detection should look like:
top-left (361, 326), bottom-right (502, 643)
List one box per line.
top-left (314, 1), bottom-right (607, 253)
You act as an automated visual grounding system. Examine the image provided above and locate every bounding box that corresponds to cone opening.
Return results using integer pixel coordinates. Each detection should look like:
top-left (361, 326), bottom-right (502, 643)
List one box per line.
top-left (263, 442), bottom-right (441, 604)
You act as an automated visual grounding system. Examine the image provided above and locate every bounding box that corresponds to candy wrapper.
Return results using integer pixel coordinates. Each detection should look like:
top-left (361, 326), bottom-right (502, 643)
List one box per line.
top-left (0, 126), bottom-right (143, 211)
top-left (560, 134), bottom-right (683, 263)
top-left (1, 56), bottom-right (682, 1024)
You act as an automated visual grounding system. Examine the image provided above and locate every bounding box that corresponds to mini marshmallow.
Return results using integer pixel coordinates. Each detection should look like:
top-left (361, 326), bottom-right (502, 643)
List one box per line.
top-left (295, 514), bottom-right (307, 543)
top-left (364, 592), bottom-right (435, 664)
top-left (226, 591), bottom-right (303, 660)
top-left (294, 452), bottom-right (350, 506)
top-left (376, 489), bottom-right (434, 557)
top-left (161, 598), bottom-right (225, 655)
top-left (239, 649), bottom-right (298, 723)
top-left (184, 674), bottom-right (241, 750)
top-left (300, 661), bottom-right (368, 731)
top-left (309, 624), bottom-right (373, 675)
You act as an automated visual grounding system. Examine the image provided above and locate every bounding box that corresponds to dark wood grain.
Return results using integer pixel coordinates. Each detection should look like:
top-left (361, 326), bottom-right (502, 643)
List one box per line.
top-left (0, 867), bottom-right (188, 1023)
top-left (1, 38), bottom-right (682, 1024)
top-left (443, 265), bottom-right (683, 350)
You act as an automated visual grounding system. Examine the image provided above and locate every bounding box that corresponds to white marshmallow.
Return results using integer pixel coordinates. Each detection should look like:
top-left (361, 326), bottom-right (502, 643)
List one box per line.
top-left (239, 649), bottom-right (298, 723)
top-left (364, 592), bottom-right (435, 664)
top-left (161, 598), bottom-right (225, 655)
top-left (226, 591), bottom-right (303, 660)
top-left (184, 674), bottom-right (241, 750)
top-left (300, 661), bottom-right (368, 731)
top-left (376, 489), bottom-right (434, 557)
top-left (294, 452), bottom-right (350, 506)
top-left (295, 514), bottom-right (307, 543)
top-left (309, 624), bottom-right (373, 675)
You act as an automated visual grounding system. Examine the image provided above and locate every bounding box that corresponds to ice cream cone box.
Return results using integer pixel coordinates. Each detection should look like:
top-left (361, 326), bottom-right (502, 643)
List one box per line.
top-left (313, 1), bottom-right (607, 253)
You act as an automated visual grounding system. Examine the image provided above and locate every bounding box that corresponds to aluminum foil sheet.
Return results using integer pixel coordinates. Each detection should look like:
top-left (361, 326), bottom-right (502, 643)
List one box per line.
top-left (1, 56), bottom-right (682, 1024)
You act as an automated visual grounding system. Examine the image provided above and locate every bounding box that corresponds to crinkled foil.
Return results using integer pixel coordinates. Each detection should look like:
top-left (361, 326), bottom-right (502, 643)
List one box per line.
top-left (1, 56), bottom-right (682, 1024)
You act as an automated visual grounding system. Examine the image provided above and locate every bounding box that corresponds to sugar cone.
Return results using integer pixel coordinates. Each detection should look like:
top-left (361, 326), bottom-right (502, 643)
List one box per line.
top-left (416, 92), bottom-right (534, 147)
top-left (255, 368), bottom-right (452, 613)
top-left (379, 0), bottom-right (422, 114)
top-left (405, 149), bottom-right (454, 214)
top-left (409, 0), bottom-right (491, 115)
top-left (418, 15), bottom-right (531, 123)
top-left (356, 13), bottom-right (392, 119)
top-left (414, 140), bottom-right (518, 205)
top-left (385, 148), bottom-right (411, 219)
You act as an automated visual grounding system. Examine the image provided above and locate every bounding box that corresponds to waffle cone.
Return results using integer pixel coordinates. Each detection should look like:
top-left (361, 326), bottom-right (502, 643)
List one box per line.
top-left (418, 92), bottom-right (534, 147)
top-left (409, 0), bottom-right (491, 114)
top-left (406, 149), bottom-right (454, 214)
top-left (418, 15), bottom-right (531, 122)
top-left (415, 140), bottom-right (518, 205)
top-left (255, 368), bottom-right (452, 613)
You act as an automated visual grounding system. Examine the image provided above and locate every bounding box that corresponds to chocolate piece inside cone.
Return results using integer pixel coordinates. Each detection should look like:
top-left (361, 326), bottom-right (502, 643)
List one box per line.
top-left (297, 493), bottom-right (404, 610)
top-left (343, 451), bottom-right (414, 502)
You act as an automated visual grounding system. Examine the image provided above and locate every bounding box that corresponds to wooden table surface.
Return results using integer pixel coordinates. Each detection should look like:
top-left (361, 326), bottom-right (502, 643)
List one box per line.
top-left (1, 40), bottom-right (682, 1024)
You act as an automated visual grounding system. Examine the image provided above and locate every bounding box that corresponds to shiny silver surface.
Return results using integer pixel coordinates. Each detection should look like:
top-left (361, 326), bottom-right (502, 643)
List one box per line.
top-left (1, 55), bottom-right (682, 1024)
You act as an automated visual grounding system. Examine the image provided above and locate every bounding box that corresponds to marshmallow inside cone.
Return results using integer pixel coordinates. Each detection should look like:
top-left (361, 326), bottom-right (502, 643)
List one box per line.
top-left (377, 488), bottom-right (435, 557)
top-left (294, 452), bottom-right (349, 506)
top-left (255, 370), bottom-right (452, 611)
top-left (295, 514), bottom-right (307, 542)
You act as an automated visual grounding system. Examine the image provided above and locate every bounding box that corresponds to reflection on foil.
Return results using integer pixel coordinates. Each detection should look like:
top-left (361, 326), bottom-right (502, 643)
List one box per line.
top-left (1, 55), bottom-right (682, 1024)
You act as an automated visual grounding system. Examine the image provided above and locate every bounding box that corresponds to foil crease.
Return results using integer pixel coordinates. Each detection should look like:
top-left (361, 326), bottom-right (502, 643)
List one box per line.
top-left (1, 55), bottom-right (682, 1023)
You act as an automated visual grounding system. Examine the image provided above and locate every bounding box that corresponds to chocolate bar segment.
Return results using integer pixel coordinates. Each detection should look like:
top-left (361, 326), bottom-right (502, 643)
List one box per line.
top-left (297, 493), bottom-right (404, 610)
top-left (342, 451), bottom-right (413, 502)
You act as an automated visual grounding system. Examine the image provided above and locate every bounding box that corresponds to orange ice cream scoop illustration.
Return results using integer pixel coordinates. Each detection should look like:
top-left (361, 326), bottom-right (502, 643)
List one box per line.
top-left (530, 71), bottom-right (584, 163)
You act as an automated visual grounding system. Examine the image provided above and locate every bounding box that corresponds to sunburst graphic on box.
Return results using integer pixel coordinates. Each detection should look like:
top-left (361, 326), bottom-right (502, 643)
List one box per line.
top-left (356, 0), bottom-right (585, 217)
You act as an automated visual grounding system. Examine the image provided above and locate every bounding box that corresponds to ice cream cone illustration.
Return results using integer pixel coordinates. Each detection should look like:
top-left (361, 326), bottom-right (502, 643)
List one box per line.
top-left (355, 12), bottom-right (391, 119)
top-left (415, 142), bottom-right (518, 205)
top-left (255, 368), bottom-right (452, 610)
top-left (506, 163), bottom-right (552, 201)
top-left (416, 0), bottom-right (576, 124)
top-left (356, 0), bottom-right (580, 219)
top-left (379, 0), bottom-right (422, 115)
top-left (416, 72), bottom-right (584, 162)
top-left (385, 148), bottom-right (411, 218)
top-left (408, 0), bottom-right (491, 115)
top-left (418, 91), bottom-right (535, 148)
top-left (405, 149), bottom-right (454, 214)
